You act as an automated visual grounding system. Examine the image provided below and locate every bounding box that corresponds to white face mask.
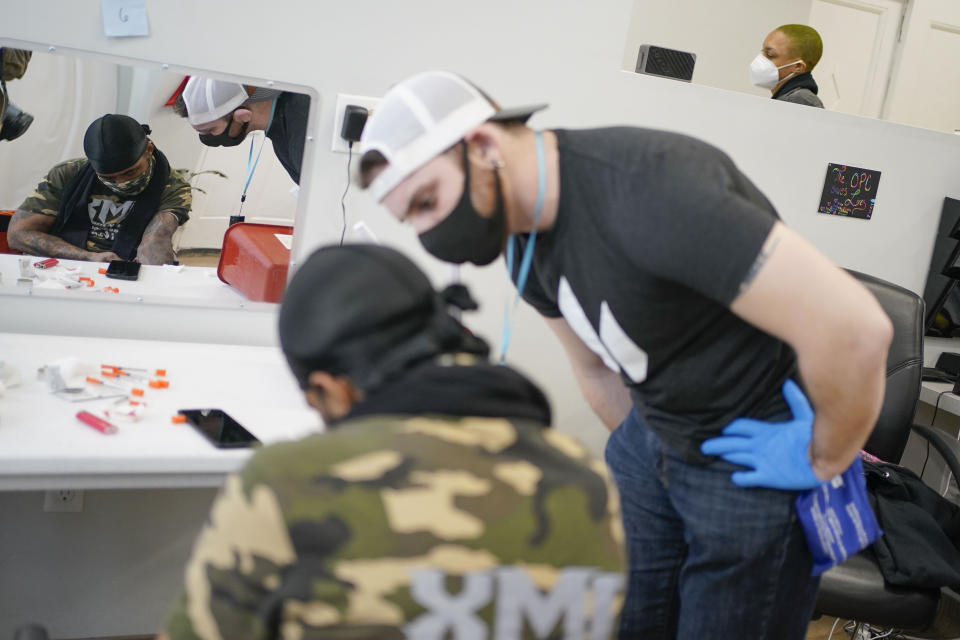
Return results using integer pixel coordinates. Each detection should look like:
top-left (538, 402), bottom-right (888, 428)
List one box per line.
top-left (749, 53), bottom-right (803, 90)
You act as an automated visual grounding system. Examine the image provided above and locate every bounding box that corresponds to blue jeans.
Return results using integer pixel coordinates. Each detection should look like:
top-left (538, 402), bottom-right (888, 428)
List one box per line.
top-left (605, 409), bottom-right (820, 639)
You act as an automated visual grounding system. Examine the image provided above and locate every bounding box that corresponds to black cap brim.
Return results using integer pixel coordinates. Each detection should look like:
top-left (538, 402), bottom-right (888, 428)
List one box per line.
top-left (489, 103), bottom-right (549, 125)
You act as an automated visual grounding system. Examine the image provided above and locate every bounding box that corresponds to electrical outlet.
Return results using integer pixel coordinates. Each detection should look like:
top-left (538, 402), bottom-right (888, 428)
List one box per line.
top-left (331, 93), bottom-right (379, 154)
top-left (43, 489), bottom-right (84, 513)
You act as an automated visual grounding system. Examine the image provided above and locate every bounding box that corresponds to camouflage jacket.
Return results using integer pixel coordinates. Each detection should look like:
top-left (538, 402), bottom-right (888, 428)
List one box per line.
top-left (1, 48), bottom-right (32, 133)
top-left (1, 48), bottom-right (32, 82)
top-left (19, 158), bottom-right (191, 252)
top-left (165, 415), bottom-right (625, 639)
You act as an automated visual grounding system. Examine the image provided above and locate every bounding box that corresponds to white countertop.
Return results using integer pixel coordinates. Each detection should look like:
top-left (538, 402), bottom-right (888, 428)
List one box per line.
top-left (0, 332), bottom-right (321, 490)
top-left (920, 380), bottom-right (960, 417)
top-left (0, 254), bottom-right (252, 307)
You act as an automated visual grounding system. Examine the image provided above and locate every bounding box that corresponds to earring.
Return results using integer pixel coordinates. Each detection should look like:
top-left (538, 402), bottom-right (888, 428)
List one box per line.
top-left (492, 159), bottom-right (505, 169)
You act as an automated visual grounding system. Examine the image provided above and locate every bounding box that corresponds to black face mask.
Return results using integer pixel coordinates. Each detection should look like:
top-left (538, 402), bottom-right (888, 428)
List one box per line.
top-left (418, 144), bottom-right (506, 266)
top-left (198, 112), bottom-right (249, 147)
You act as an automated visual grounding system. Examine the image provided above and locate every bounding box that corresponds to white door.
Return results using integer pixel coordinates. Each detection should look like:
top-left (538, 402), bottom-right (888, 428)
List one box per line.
top-left (883, 0), bottom-right (960, 133)
top-left (807, 0), bottom-right (907, 117)
top-left (174, 133), bottom-right (299, 250)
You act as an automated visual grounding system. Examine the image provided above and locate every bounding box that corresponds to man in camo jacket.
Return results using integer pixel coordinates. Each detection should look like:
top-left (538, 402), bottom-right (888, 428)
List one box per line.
top-left (162, 244), bottom-right (625, 640)
top-left (8, 114), bottom-right (190, 264)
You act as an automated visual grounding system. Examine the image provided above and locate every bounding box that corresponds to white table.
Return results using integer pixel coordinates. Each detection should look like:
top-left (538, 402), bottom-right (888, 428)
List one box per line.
top-left (0, 254), bottom-right (280, 346)
top-left (920, 380), bottom-right (960, 415)
top-left (0, 331), bottom-right (322, 637)
top-left (0, 331), bottom-right (321, 490)
top-left (0, 253), bottom-right (250, 305)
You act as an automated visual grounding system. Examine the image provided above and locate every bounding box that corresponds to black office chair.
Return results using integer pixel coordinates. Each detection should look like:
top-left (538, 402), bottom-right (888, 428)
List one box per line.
top-left (813, 270), bottom-right (960, 638)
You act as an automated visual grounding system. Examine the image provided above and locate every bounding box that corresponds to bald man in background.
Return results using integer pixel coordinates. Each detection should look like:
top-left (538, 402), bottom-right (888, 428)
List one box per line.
top-left (751, 24), bottom-right (825, 109)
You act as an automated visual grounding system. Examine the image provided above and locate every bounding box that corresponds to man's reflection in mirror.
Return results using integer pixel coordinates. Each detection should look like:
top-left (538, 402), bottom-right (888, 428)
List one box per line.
top-left (751, 24), bottom-right (825, 109)
top-left (175, 77), bottom-right (308, 185)
top-left (7, 114), bottom-right (191, 264)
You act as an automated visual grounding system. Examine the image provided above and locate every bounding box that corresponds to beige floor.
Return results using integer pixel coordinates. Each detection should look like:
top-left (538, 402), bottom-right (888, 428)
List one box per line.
top-left (807, 616), bottom-right (852, 639)
top-left (176, 249), bottom-right (220, 268)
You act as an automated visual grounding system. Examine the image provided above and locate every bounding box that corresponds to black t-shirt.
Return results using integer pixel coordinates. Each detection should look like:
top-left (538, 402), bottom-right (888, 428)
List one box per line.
top-left (514, 127), bottom-right (796, 462)
top-left (266, 91), bottom-right (308, 185)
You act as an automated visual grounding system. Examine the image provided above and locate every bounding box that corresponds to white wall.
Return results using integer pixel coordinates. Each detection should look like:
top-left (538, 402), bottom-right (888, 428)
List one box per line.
top-left (0, 52), bottom-right (115, 209)
top-left (0, 489), bottom-right (215, 637)
top-left (620, 0), bottom-right (813, 95)
top-left (3, 1), bottom-right (960, 634)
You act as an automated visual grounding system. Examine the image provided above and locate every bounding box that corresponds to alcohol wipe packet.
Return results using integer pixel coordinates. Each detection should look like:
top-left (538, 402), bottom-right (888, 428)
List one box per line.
top-left (795, 455), bottom-right (882, 576)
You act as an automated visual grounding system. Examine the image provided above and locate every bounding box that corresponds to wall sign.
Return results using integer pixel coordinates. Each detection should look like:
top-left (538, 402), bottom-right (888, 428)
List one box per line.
top-left (818, 163), bottom-right (881, 220)
top-left (101, 0), bottom-right (150, 38)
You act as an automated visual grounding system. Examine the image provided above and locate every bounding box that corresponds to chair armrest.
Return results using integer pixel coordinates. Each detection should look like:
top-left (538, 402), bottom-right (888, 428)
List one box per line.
top-left (911, 424), bottom-right (960, 496)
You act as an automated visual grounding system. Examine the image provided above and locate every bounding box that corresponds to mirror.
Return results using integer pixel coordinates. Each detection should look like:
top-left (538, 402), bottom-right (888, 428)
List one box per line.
top-left (621, 0), bottom-right (960, 134)
top-left (0, 44), bottom-right (313, 303)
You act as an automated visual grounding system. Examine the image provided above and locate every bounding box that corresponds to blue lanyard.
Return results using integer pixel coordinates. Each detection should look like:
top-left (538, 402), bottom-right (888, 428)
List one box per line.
top-left (240, 96), bottom-right (278, 206)
top-left (499, 130), bottom-right (546, 363)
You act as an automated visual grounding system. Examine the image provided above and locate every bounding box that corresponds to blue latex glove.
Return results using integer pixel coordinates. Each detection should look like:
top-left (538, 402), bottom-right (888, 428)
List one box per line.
top-left (700, 380), bottom-right (823, 490)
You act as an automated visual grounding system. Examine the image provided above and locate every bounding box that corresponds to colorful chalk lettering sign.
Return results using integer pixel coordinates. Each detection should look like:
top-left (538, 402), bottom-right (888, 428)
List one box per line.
top-left (817, 164), bottom-right (881, 220)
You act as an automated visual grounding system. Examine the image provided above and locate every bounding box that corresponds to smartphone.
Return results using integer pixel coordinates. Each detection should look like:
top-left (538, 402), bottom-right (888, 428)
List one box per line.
top-left (179, 409), bottom-right (260, 449)
top-left (105, 260), bottom-right (141, 281)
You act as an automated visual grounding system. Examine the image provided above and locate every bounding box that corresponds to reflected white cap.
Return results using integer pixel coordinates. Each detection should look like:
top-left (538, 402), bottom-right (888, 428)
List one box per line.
top-left (359, 71), bottom-right (547, 202)
top-left (182, 77), bottom-right (248, 126)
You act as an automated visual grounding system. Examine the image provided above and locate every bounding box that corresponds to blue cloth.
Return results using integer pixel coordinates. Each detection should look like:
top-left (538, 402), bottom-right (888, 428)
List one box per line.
top-left (606, 408), bottom-right (820, 639)
top-left (795, 456), bottom-right (883, 576)
top-left (700, 380), bottom-right (821, 490)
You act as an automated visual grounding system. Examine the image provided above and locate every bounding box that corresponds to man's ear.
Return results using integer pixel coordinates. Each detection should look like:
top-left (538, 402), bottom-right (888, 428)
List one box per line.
top-left (304, 371), bottom-right (363, 419)
top-left (145, 140), bottom-right (155, 157)
top-left (232, 107), bottom-right (254, 124)
top-left (464, 123), bottom-right (504, 167)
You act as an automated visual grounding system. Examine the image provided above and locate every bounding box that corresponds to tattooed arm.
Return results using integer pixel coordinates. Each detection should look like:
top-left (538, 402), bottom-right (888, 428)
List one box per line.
top-left (136, 211), bottom-right (179, 265)
top-left (7, 208), bottom-right (118, 261)
top-left (730, 221), bottom-right (893, 480)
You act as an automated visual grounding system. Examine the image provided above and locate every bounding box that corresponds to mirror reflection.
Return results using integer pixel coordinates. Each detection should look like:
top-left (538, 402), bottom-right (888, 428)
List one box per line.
top-left (621, 0), bottom-right (960, 133)
top-left (0, 48), bottom-right (309, 277)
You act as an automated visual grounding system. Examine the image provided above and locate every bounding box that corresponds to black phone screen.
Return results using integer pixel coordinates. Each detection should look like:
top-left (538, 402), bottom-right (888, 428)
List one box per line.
top-left (106, 260), bottom-right (141, 281)
top-left (180, 409), bottom-right (260, 448)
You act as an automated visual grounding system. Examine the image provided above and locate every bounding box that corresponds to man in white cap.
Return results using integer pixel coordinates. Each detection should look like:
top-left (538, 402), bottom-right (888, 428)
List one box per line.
top-left (356, 70), bottom-right (893, 639)
top-left (177, 77), bottom-right (308, 184)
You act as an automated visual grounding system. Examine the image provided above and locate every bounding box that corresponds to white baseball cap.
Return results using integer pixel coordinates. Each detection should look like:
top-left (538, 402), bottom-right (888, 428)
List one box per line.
top-left (359, 71), bottom-right (547, 202)
top-left (182, 77), bottom-right (249, 126)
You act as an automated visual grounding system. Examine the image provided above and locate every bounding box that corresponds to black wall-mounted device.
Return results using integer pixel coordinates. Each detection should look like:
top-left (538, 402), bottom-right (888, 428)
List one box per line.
top-left (341, 105), bottom-right (369, 143)
top-left (635, 44), bottom-right (697, 83)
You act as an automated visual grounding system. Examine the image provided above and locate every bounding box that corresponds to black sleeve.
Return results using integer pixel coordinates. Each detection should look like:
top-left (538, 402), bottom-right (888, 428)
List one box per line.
top-left (507, 235), bottom-right (562, 318)
top-left (520, 273), bottom-right (562, 318)
top-left (609, 150), bottom-right (778, 306)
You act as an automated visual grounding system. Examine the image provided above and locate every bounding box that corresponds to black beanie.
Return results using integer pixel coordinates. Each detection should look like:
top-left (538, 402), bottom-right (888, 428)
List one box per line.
top-left (83, 114), bottom-right (149, 174)
top-left (278, 244), bottom-right (490, 392)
